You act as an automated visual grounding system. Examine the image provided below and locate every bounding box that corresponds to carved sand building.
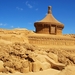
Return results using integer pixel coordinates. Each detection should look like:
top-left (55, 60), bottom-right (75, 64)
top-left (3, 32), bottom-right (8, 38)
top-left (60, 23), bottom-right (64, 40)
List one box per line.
top-left (34, 6), bottom-right (64, 35)
top-left (28, 6), bottom-right (75, 46)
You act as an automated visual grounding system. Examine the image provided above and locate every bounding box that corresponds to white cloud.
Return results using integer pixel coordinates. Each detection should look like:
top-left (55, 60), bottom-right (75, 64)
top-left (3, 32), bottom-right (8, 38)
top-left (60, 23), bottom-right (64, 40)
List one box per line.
top-left (17, 26), bottom-right (20, 28)
top-left (26, 1), bottom-right (33, 8)
top-left (11, 25), bottom-right (14, 28)
top-left (71, 29), bottom-right (73, 32)
top-left (35, 20), bottom-right (39, 22)
top-left (0, 23), bottom-right (7, 26)
top-left (28, 22), bottom-right (32, 24)
top-left (28, 4), bottom-right (32, 8)
top-left (4, 24), bottom-right (7, 26)
top-left (26, 1), bottom-right (28, 5)
top-left (0, 23), bottom-right (3, 26)
top-left (35, 8), bottom-right (38, 11)
top-left (16, 7), bottom-right (23, 11)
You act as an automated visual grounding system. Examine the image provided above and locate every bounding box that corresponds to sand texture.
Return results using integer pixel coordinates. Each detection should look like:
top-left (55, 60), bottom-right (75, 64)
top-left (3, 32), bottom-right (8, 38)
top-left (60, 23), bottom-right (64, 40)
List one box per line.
top-left (0, 28), bottom-right (75, 75)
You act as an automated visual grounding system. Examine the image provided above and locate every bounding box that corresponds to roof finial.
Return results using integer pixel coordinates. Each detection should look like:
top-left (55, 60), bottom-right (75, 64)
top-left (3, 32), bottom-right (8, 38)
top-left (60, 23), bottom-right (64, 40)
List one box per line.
top-left (48, 6), bottom-right (52, 14)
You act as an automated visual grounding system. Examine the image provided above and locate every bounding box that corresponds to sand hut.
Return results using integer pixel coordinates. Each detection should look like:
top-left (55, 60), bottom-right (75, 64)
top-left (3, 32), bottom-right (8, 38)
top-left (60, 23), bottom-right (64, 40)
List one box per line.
top-left (34, 6), bottom-right (64, 35)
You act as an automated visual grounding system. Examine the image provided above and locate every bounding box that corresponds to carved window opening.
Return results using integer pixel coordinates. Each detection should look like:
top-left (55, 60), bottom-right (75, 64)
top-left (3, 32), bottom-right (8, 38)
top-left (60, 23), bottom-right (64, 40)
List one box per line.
top-left (50, 25), bottom-right (56, 34)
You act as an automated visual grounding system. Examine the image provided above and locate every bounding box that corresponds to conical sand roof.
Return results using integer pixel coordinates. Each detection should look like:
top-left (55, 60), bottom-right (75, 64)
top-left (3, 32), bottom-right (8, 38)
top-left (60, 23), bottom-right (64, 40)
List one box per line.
top-left (35, 6), bottom-right (64, 27)
top-left (40, 12), bottom-right (62, 24)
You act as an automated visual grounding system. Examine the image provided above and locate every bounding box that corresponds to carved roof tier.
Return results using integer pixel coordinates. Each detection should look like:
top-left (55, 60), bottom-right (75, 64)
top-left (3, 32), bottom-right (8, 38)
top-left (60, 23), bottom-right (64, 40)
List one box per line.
top-left (34, 6), bottom-right (64, 28)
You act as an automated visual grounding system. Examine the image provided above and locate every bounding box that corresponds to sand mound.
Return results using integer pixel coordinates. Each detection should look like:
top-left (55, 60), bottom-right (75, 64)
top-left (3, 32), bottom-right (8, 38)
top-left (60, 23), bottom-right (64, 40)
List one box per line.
top-left (0, 41), bottom-right (75, 73)
top-left (0, 28), bottom-right (35, 43)
top-left (0, 28), bottom-right (75, 75)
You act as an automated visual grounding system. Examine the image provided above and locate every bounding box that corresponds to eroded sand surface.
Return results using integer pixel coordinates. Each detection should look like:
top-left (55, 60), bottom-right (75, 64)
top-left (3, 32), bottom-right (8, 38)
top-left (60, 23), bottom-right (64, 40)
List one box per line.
top-left (0, 28), bottom-right (75, 75)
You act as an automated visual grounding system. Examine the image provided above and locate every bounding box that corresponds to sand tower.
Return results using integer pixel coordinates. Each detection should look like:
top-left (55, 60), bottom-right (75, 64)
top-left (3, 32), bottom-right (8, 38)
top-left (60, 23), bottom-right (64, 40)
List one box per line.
top-left (34, 6), bottom-right (64, 35)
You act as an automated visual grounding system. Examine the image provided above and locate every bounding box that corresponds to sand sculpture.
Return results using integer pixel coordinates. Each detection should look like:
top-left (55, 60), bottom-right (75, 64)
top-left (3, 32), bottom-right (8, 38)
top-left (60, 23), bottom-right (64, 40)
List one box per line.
top-left (34, 6), bottom-right (64, 35)
top-left (0, 6), bottom-right (75, 75)
top-left (28, 6), bottom-right (75, 46)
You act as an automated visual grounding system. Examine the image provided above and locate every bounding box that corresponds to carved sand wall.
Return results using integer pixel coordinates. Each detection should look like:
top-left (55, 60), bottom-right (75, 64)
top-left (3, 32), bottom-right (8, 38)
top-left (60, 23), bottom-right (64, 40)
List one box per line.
top-left (57, 28), bottom-right (62, 35)
top-left (28, 34), bottom-right (75, 46)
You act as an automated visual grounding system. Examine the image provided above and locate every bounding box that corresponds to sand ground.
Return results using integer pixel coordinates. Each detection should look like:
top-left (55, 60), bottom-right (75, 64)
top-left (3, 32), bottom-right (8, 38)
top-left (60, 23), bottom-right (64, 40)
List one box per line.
top-left (0, 69), bottom-right (60, 75)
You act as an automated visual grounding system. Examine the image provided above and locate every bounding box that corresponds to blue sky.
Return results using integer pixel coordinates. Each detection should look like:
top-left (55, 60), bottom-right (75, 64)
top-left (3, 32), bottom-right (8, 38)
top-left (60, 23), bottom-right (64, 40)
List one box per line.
top-left (0, 0), bottom-right (75, 34)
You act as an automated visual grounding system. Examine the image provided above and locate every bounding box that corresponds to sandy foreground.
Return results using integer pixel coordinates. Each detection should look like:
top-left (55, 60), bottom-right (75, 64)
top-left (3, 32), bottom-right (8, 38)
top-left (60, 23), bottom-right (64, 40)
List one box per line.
top-left (0, 69), bottom-right (60, 75)
top-left (0, 28), bottom-right (75, 75)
